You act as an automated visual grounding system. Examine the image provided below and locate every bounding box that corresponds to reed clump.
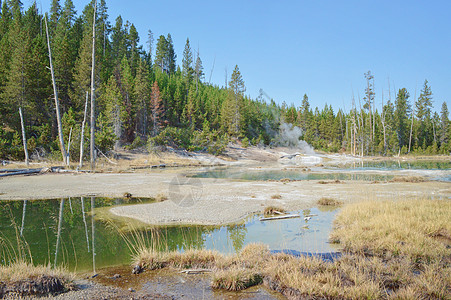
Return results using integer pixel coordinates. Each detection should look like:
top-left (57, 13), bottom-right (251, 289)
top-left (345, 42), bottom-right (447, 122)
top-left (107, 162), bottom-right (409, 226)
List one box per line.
top-left (0, 263), bottom-right (74, 298)
top-left (211, 267), bottom-right (262, 291)
top-left (263, 206), bottom-right (286, 216)
top-left (155, 193), bottom-right (168, 202)
top-left (317, 197), bottom-right (343, 206)
top-left (391, 176), bottom-right (426, 183)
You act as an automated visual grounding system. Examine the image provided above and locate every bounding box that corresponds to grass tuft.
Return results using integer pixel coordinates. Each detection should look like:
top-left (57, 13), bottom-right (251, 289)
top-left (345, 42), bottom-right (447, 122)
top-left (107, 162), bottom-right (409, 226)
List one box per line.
top-left (391, 176), bottom-right (426, 183)
top-left (263, 206), bottom-right (286, 216)
top-left (317, 197), bottom-right (343, 206)
top-left (270, 194), bottom-right (282, 199)
top-left (0, 262), bottom-right (73, 297)
top-left (155, 193), bottom-right (168, 202)
top-left (211, 267), bottom-right (262, 291)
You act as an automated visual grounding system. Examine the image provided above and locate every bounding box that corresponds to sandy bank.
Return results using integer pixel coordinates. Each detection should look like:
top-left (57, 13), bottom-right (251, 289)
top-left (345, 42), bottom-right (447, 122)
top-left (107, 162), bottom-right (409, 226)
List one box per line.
top-left (0, 171), bottom-right (449, 226)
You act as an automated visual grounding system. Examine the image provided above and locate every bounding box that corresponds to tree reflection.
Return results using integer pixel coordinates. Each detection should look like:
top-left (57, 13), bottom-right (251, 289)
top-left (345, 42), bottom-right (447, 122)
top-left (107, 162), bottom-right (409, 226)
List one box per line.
top-left (228, 224), bottom-right (247, 252)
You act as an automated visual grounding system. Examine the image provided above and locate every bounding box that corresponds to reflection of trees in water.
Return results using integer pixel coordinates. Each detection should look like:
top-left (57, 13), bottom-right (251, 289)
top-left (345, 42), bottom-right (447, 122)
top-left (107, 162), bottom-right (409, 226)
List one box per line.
top-left (158, 226), bottom-right (215, 251)
top-left (228, 224), bottom-right (247, 252)
top-left (0, 198), bottom-right (222, 270)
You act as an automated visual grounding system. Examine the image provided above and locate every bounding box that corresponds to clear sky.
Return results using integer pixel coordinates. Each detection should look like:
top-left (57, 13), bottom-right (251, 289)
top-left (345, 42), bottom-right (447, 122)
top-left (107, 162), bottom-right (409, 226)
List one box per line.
top-left (32, 0), bottom-right (450, 113)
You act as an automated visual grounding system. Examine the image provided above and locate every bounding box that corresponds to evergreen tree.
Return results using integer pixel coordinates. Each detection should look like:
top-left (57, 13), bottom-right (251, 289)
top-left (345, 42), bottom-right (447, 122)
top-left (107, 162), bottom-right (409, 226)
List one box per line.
top-left (154, 34), bottom-right (168, 73)
top-left (181, 38), bottom-right (193, 83)
top-left (394, 88), bottom-right (410, 150)
top-left (101, 74), bottom-right (123, 149)
top-left (415, 79), bottom-right (433, 148)
top-left (166, 33), bottom-right (176, 74)
top-left (223, 65), bottom-right (245, 136)
top-left (53, 0), bottom-right (77, 113)
top-left (150, 80), bottom-right (164, 136)
top-left (49, 0), bottom-right (61, 32)
top-left (299, 94), bottom-right (310, 132)
top-left (134, 60), bottom-right (150, 137)
top-left (439, 101), bottom-right (449, 151)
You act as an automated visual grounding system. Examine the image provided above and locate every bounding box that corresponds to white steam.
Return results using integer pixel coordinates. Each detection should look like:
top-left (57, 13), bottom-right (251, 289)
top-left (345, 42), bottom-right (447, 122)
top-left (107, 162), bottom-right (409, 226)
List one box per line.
top-left (276, 123), bottom-right (315, 155)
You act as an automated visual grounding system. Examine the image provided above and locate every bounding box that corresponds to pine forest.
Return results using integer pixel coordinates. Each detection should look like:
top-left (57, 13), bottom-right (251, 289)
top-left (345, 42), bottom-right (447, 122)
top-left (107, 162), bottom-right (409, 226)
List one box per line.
top-left (0, 0), bottom-right (450, 164)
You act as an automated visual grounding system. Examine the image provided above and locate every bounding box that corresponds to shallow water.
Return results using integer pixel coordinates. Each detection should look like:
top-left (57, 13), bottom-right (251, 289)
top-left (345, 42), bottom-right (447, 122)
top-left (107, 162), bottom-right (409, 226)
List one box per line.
top-left (191, 167), bottom-right (393, 181)
top-left (0, 198), bottom-right (338, 272)
top-left (328, 160), bottom-right (451, 171)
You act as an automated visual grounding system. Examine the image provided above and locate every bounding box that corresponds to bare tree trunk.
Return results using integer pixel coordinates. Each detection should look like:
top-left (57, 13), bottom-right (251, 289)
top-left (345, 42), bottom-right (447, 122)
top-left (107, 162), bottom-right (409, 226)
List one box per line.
top-left (91, 196), bottom-right (96, 274)
top-left (81, 197), bottom-right (90, 252)
top-left (20, 200), bottom-right (27, 236)
top-left (19, 107), bottom-right (29, 166)
top-left (79, 91), bottom-right (89, 169)
top-left (381, 90), bottom-right (386, 155)
top-left (54, 198), bottom-right (65, 267)
top-left (44, 16), bottom-right (67, 166)
top-left (90, 1), bottom-right (97, 170)
top-left (408, 88), bottom-right (416, 153)
top-left (66, 126), bottom-right (73, 166)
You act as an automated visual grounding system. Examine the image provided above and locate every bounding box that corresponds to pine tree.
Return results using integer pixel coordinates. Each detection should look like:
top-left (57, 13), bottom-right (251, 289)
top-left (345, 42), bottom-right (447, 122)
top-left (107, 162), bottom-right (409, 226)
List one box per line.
top-left (181, 38), bottom-right (193, 84)
top-left (53, 0), bottom-right (77, 113)
top-left (299, 94), bottom-right (310, 132)
top-left (194, 49), bottom-right (203, 91)
top-left (225, 65), bottom-right (245, 136)
top-left (150, 80), bottom-right (164, 136)
top-left (439, 101), bottom-right (449, 151)
top-left (154, 34), bottom-right (167, 73)
top-left (118, 56), bottom-right (134, 142)
top-left (101, 74), bottom-right (123, 149)
top-left (49, 0), bottom-right (61, 32)
top-left (166, 33), bottom-right (176, 74)
top-left (72, 1), bottom-right (99, 110)
top-left (110, 15), bottom-right (125, 68)
top-left (415, 79), bottom-right (433, 148)
top-left (394, 88), bottom-right (410, 150)
top-left (134, 59), bottom-right (150, 137)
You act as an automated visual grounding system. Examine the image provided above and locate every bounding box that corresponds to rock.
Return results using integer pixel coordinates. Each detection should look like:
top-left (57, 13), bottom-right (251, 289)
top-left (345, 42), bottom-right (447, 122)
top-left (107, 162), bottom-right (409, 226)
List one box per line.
top-left (113, 274), bottom-right (121, 278)
top-left (128, 288), bottom-right (135, 292)
top-left (132, 265), bottom-right (143, 275)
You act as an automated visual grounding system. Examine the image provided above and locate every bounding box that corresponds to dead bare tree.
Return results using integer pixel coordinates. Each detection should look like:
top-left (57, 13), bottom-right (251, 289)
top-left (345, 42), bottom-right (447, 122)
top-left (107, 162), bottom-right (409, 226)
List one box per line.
top-left (90, 1), bottom-right (97, 170)
top-left (408, 88), bottom-right (416, 153)
top-left (44, 15), bottom-right (67, 165)
top-left (79, 91), bottom-right (89, 169)
top-left (380, 90), bottom-right (387, 155)
top-left (18, 107), bottom-right (29, 166)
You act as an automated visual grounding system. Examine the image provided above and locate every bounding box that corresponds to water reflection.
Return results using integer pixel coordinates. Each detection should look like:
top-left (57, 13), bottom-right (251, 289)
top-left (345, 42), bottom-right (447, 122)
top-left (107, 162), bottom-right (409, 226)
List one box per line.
top-left (0, 198), bottom-right (339, 272)
top-left (192, 168), bottom-right (393, 182)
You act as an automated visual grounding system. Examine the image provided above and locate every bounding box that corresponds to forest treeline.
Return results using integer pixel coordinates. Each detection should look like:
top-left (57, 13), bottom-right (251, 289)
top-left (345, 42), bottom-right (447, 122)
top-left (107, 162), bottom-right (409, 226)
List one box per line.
top-left (0, 0), bottom-right (449, 162)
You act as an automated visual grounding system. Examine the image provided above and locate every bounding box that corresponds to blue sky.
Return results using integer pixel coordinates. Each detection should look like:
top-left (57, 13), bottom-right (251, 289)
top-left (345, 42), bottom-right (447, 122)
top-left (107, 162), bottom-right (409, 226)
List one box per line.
top-left (33, 0), bottom-right (450, 113)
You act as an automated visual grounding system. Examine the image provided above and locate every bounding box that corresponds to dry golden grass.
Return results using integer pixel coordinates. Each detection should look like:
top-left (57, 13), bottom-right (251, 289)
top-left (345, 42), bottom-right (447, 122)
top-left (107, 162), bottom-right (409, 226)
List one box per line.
top-left (330, 198), bottom-right (451, 261)
top-left (131, 198), bottom-right (451, 298)
top-left (263, 206), bottom-right (286, 216)
top-left (0, 262), bottom-right (74, 297)
top-left (270, 194), bottom-right (282, 199)
top-left (391, 176), bottom-right (426, 183)
top-left (155, 193), bottom-right (168, 202)
top-left (134, 248), bottom-right (222, 270)
top-left (0, 262), bottom-right (73, 282)
top-left (317, 197), bottom-right (343, 206)
top-left (211, 266), bottom-right (262, 291)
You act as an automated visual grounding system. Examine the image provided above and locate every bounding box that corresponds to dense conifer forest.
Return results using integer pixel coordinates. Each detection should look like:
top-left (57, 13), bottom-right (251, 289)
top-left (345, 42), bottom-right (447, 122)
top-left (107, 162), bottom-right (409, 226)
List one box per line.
top-left (0, 0), bottom-right (449, 162)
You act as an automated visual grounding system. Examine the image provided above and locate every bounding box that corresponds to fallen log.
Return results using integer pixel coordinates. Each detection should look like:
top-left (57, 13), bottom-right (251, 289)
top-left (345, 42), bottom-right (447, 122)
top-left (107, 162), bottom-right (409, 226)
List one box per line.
top-left (0, 167), bottom-right (64, 177)
top-left (0, 168), bottom-right (43, 177)
top-left (180, 269), bottom-right (212, 274)
top-left (260, 214), bottom-right (300, 221)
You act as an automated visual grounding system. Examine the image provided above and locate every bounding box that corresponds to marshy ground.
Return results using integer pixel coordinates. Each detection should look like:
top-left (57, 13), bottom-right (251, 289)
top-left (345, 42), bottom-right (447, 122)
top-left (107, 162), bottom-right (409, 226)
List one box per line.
top-left (0, 146), bottom-right (450, 298)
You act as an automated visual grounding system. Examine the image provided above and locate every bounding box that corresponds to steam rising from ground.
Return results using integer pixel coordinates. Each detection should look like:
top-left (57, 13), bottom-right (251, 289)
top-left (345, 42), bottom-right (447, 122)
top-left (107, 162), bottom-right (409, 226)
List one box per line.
top-left (277, 123), bottom-right (315, 155)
